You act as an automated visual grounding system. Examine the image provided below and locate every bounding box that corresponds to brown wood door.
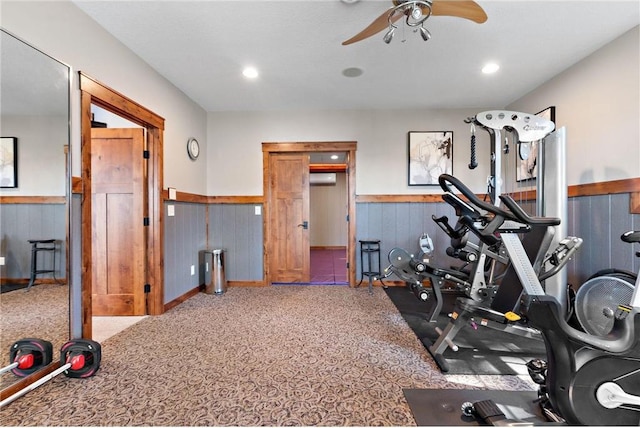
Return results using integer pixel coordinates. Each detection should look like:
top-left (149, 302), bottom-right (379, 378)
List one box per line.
top-left (91, 128), bottom-right (146, 315)
top-left (268, 153), bottom-right (310, 283)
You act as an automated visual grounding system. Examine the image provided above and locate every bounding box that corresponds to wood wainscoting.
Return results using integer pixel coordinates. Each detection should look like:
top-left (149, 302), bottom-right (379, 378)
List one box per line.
top-left (65, 175), bottom-right (639, 308)
top-left (356, 177), bottom-right (640, 214)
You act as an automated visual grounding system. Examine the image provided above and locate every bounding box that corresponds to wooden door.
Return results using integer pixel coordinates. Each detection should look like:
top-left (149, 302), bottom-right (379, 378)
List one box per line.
top-left (91, 128), bottom-right (146, 315)
top-left (268, 153), bottom-right (310, 283)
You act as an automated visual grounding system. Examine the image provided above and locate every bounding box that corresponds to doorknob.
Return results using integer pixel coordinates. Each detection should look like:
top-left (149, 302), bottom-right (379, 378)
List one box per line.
top-left (297, 221), bottom-right (308, 229)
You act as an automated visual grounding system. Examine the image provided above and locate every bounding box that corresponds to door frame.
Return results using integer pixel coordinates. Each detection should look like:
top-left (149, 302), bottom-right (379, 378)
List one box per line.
top-left (79, 72), bottom-right (165, 338)
top-left (262, 142), bottom-right (357, 286)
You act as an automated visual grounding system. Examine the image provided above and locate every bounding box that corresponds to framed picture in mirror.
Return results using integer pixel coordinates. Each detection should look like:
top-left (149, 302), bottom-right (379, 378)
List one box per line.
top-left (517, 106), bottom-right (556, 182)
top-left (0, 137), bottom-right (18, 188)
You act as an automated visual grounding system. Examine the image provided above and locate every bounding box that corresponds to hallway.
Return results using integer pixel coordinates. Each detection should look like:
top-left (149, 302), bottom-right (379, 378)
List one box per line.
top-left (310, 248), bottom-right (348, 284)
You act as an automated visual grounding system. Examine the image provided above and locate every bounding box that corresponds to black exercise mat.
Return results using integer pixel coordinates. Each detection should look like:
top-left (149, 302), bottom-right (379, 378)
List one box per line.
top-left (1, 283), bottom-right (28, 293)
top-left (385, 286), bottom-right (546, 375)
top-left (403, 388), bottom-right (543, 426)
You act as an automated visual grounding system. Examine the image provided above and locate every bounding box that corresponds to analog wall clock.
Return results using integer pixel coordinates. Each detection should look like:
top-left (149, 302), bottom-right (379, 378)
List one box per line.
top-left (187, 138), bottom-right (200, 160)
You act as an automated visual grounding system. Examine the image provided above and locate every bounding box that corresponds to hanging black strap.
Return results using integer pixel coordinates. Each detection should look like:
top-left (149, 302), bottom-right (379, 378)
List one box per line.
top-left (468, 123), bottom-right (478, 169)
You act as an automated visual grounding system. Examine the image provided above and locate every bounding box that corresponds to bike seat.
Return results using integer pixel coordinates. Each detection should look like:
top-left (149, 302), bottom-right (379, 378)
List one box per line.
top-left (621, 230), bottom-right (640, 244)
top-left (442, 193), bottom-right (482, 220)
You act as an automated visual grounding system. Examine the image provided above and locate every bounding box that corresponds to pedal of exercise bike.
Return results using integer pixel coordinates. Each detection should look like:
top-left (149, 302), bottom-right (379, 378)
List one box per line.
top-left (455, 298), bottom-right (520, 325)
top-left (465, 398), bottom-right (566, 425)
top-left (470, 399), bottom-right (508, 424)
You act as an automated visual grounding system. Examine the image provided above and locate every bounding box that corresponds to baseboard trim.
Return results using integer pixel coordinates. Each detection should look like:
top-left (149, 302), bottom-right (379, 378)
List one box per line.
top-left (228, 280), bottom-right (266, 287)
top-left (311, 246), bottom-right (347, 251)
top-left (1, 278), bottom-right (67, 285)
top-left (164, 286), bottom-right (202, 312)
top-left (361, 280), bottom-right (405, 287)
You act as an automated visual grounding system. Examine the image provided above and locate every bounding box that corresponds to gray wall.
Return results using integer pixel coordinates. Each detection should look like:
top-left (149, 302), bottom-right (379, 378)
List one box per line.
top-left (208, 204), bottom-right (263, 282)
top-left (507, 26), bottom-right (639, 187)
top-left (0, 203), bottom-right (66, 280)
top-left (356, 195), bottom-right (639, 287)
top-left (162, 202), bottom-right (263, 304)
top-left (356, 201), bottom-right (461, 279)
top-left (58, 191), bottom-right (640, 323)
top-left (567, 194), bottom-right (639, 285)
top-left (163, 202), bottom-right (207, 303)
top-left (160, 193), bottom-right (638, 301)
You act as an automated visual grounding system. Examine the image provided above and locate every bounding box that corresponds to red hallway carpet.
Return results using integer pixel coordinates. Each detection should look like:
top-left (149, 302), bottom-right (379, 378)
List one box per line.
top-left (310, 248), bottom-right (348, 285)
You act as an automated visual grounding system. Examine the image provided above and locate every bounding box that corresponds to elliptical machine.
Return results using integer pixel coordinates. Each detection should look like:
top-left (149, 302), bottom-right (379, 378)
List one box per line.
top-left (462, 191), bottom-right (640, 425)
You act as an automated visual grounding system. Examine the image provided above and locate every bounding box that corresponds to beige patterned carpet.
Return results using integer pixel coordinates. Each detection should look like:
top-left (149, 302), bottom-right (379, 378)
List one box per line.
top-left (0, 286), bottom-right (534, 426)
top-left (0, 284), bottom-right (69, 390)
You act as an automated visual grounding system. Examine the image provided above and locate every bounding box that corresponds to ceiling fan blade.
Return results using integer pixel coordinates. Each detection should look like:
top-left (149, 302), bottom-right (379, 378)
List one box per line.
top-left (430, 0), bottom-right (487, 24)
top-left (342, 8), bottom-right (405, 46)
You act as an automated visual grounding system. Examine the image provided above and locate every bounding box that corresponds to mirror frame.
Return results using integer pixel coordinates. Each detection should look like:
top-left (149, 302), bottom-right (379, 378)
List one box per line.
top-left (0, 28), bottom-right (72, 401)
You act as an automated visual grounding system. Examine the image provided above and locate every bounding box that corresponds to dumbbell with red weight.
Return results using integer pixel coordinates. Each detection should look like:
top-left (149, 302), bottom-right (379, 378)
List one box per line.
top-left (0, 338), bottom-right (53, 377)
top-left (60, 338), bottom-right (102, 378)
top-left (0, 338), bottom-right (101, 408)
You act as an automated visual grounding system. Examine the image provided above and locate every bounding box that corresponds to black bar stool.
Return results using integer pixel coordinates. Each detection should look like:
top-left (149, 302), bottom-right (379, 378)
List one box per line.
top-left (358, 239), bottom-right (383, 294)
top-left (27, 239), bottom-right (57, 290)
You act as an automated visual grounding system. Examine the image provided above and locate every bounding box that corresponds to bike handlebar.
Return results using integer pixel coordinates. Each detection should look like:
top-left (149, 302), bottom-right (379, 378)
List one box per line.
top-left (499, 195), bottom-right (561, 226)
top-left (438, 174), bottom-right (518, 222)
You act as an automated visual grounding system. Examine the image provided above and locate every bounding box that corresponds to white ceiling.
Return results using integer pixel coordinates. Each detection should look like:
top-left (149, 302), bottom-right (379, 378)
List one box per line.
top-left (73, 0), bottom-right (639, 113)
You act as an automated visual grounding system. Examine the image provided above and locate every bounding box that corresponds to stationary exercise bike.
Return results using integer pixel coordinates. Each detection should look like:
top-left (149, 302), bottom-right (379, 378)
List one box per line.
top-left (425, 174), bottom-right (581, 372)
top-left (382, 190), bottom-right (513, 323)
top-left (463, 193), bottom-right (640, 425)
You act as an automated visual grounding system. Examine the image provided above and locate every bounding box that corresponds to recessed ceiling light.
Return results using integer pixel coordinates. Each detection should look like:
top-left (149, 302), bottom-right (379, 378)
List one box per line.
top-left (342, 67), bottom-right (363, 78)
top-left (482, 63), bottom-right (500, 74)
top-left (242, 67), bottom-right (259, 79)
top-left (330, 154), bottom-right (339, 160)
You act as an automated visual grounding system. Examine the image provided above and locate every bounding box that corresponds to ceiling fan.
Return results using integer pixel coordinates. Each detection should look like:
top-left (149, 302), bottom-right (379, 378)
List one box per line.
top-left (342, 0), bottom-right (487, 45)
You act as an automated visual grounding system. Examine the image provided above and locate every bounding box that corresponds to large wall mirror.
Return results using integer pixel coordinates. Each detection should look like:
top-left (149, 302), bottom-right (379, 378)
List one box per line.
top-left (0, 29), bottom-right (71, 391)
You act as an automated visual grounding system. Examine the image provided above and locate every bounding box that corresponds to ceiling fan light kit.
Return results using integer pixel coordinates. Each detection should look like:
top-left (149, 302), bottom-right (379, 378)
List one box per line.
top-left (342, 0), bottom-right (487, 46)
top-left (385, 0), bottom-right (432, 44)
top-left (419, 26), bottom-right (431, 41)
top-left (383, 25), bottom-right (396, 44)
